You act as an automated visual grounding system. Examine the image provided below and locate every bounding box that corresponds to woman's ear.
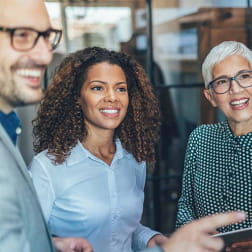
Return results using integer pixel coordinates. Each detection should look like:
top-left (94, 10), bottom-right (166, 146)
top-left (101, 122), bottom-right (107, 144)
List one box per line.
top-left (203, 88), bottom-right (217, 107)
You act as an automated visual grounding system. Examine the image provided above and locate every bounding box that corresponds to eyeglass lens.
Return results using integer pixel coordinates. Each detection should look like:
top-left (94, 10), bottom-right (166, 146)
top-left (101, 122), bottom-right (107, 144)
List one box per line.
top-left (12, 28), bottom-right (60, 51)
top-left (211, 71), bottom-right (252, 94)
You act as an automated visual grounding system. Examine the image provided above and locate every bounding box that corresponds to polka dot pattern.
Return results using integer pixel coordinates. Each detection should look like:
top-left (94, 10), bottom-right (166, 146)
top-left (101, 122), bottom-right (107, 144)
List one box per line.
top-left (176, 120), bottom-right (252, 232)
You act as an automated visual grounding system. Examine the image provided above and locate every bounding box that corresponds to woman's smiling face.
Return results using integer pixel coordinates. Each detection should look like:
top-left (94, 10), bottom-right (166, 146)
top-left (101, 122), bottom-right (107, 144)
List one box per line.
top-left (80, 61), bottom-right (129, 133)
top-left (204, 54), bottom-right (252, 132)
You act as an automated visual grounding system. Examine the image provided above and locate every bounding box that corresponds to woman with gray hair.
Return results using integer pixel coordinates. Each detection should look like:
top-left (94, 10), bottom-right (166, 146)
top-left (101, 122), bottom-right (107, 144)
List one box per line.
top-left (176, 41), bottom-right (252, 249)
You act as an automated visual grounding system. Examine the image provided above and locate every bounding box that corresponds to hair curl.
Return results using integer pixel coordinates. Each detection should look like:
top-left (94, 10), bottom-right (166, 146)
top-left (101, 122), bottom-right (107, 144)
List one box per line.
top-left (33, 47), bottom-right (161, 166)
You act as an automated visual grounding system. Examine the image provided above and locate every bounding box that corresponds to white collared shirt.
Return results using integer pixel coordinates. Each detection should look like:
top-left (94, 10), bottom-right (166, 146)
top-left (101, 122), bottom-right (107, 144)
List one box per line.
top-left (29, 139), bottom-right (158, 252)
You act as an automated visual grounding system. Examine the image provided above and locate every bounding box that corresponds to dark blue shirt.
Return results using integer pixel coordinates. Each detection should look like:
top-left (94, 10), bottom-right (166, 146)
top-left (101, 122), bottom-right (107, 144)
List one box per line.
top-left (176, 120), bottom-right (252, 232)
top-left (0, 111), bottom-right (22, 145)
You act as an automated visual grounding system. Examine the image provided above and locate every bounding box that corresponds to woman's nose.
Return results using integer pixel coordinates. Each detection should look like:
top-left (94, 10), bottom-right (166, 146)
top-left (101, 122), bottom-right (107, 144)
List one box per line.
top-left (104, 89), bottom-right (117, 102)
top-left (229, 79), bottom-right (244, 94)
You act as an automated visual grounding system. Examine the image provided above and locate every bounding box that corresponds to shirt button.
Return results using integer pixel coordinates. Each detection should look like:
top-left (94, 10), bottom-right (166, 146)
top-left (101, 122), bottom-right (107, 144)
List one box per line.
top-left (16, 127), bottom-right (22, 135)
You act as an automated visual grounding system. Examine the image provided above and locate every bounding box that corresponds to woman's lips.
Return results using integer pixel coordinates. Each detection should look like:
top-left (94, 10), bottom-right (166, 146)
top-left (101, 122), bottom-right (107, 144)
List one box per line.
top-left (99, 108), bottom-right (120, 117)
top-left (230, 98), bottom-right (249, 110)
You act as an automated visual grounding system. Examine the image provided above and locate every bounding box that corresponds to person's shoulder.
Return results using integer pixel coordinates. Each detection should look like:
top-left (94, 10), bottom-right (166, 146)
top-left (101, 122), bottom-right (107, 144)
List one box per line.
top-left (32, 149), bottom-right (57, 169)
top-left (120, 144), bottom-right (145, 169)
top-left (33, 149), bottom-right (49, 160)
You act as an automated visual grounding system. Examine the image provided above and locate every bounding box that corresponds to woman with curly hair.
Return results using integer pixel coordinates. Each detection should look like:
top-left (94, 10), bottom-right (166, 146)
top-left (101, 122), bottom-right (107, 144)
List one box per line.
top-left (29, 47), bottom-right (167, 252)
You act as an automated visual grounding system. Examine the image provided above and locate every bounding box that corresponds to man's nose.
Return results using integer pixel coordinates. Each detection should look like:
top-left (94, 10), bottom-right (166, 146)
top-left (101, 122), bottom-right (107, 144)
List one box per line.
top-left (28, 36), bottom-right (53, 65)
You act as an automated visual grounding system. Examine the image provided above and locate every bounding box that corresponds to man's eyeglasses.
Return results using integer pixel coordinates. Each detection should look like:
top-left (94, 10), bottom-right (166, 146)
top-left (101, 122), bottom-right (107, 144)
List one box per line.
top-left (207, 70), bottom-right (252, 94)
top-left (0, 27), bottom-right (62, 51)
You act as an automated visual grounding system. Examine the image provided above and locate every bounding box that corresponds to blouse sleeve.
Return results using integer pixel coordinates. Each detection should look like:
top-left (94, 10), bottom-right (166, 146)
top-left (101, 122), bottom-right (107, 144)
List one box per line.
top-left (29, 156), bottom-right (55, 223)
top-left (176, 128), bottom-right (199, 228)
top-left (132, 161), bottom-right (161, 250)
top-left (132, 223), bottom-right (161, 251)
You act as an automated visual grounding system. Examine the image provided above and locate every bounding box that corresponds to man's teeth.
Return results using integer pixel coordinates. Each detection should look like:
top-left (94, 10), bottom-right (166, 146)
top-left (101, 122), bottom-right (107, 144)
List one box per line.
top-left (16, 69), bottom-right (41, 78)
top-left (100, 109), bottom-right (118, 114)
top-left (231, 99), bottom-right (249, 105)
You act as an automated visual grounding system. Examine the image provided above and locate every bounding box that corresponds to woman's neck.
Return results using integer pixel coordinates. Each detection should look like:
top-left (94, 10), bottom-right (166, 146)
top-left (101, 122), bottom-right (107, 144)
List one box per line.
top-left (82, 131), bottom-right (116, 165)
top-left (228, 119), bottom-right (252, 136)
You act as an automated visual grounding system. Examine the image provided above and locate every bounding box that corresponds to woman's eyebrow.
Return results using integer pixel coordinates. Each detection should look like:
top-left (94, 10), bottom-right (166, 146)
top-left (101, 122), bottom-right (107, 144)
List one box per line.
top-left (88, 80), bottom-right (107, 84)
top-left (88, 80), bottom-right (127, 85)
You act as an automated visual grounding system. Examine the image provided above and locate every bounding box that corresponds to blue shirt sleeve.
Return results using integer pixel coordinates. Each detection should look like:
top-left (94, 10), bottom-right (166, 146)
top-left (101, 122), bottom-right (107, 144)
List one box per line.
top-left (132, 223), bottom-right (161, 250)
top-left (132, 161), bottom-right (161, 250)
top-left (29, 156), bottom-right (55, 223)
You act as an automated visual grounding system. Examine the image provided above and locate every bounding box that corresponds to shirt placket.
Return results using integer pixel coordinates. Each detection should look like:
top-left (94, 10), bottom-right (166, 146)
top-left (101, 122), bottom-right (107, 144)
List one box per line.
top-left (107, 164), bottom-right (119, 250)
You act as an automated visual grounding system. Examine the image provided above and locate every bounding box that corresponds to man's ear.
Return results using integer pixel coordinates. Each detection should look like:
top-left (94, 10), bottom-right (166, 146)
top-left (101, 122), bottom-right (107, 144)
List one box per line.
top-left (203, 89), bottom-right (217, 107)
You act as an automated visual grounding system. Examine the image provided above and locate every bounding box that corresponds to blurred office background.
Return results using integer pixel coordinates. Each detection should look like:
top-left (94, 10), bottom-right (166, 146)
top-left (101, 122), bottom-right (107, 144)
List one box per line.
top-left (18, 0), bottom-right (252, 235)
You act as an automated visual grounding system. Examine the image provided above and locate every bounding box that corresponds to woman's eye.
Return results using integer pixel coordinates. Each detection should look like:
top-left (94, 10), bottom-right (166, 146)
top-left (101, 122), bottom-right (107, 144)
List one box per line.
top-left (215, 79), bottom-right (228, 86)
top-left (117, 87), bottom-right (127, 92)
top-left (91, 86), bottom-right (103, 91)
top-left (239, 73), bottom-right (252, 79)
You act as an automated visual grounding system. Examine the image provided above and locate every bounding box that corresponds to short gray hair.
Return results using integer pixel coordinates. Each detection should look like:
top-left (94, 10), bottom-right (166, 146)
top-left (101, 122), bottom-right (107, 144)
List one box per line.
top-left (202, 41), bottom-right (252, 88)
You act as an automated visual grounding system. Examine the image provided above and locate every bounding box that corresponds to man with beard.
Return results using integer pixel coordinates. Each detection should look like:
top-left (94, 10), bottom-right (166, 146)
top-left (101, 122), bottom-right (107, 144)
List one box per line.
top-left (0, 0), bottom-right (92, 251)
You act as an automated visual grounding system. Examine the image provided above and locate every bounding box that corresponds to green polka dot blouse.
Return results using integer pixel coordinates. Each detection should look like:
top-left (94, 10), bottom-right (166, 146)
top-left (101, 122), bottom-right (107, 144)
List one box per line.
top-left (176, 120), bottom-right (252, 232)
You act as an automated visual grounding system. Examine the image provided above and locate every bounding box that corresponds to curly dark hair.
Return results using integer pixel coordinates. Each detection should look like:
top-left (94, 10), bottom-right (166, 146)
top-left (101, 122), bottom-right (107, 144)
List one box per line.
top-left (33, 47), bottom-right (161, 166)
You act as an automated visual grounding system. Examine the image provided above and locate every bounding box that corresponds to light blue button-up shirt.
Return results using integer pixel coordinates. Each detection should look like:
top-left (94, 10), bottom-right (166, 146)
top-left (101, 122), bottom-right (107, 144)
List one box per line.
top-left (29, 139), bottom-right (159, 252)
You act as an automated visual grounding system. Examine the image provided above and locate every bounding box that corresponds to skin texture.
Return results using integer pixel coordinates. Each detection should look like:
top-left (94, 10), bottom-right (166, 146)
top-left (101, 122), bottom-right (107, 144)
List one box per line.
top-left (0, 0), bottom-right (52, 113)
top-left (204, 55), bottom-right (252, 136)
top-left (80, 62), bottom-right (129, 165)
top-left (53, 237), bottom-right (93, 252)
top-left (147, 234), bottom-right (169, 248)
top-left (0, 0), bottom-right (92, 251)
top-left (80, 62), bottom-right (129, 132)
top-left (161, 212), bottom-right (246, 252)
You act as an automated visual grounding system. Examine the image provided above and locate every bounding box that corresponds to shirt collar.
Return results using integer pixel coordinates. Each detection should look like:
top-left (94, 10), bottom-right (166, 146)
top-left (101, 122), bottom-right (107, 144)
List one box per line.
top-left (67, 138), bottom-right (124, 166)
top-left (0, 110), bottom-right (22, 145)
top-left (223, 120), bottom-right (252, 149)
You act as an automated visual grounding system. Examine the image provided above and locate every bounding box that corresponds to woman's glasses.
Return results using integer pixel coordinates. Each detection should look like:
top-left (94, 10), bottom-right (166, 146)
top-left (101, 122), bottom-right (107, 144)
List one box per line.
top-left (208, 70), bottom-right (252, 94)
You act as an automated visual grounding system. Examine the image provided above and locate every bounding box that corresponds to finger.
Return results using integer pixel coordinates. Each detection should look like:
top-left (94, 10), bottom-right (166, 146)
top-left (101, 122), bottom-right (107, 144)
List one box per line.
top-left (231, 241), bottom-right (252, 248)
top-left (229, 249), bottom-right (252, 252)
top-left (75, 246), bottom-right (93, 252)
top-left (200, 237), bottom-right (224, 252)
top-left (195, 212), bottom-right (246, 233)
top-left (82, 247), bottom-right (93, 252)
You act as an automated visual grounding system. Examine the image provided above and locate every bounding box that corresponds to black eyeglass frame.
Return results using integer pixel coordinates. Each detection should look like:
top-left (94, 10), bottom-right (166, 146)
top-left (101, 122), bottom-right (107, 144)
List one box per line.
top-left (207, 70), bottom-right (252, 94)
top-left (0, 26), bottom-right (62, 51)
